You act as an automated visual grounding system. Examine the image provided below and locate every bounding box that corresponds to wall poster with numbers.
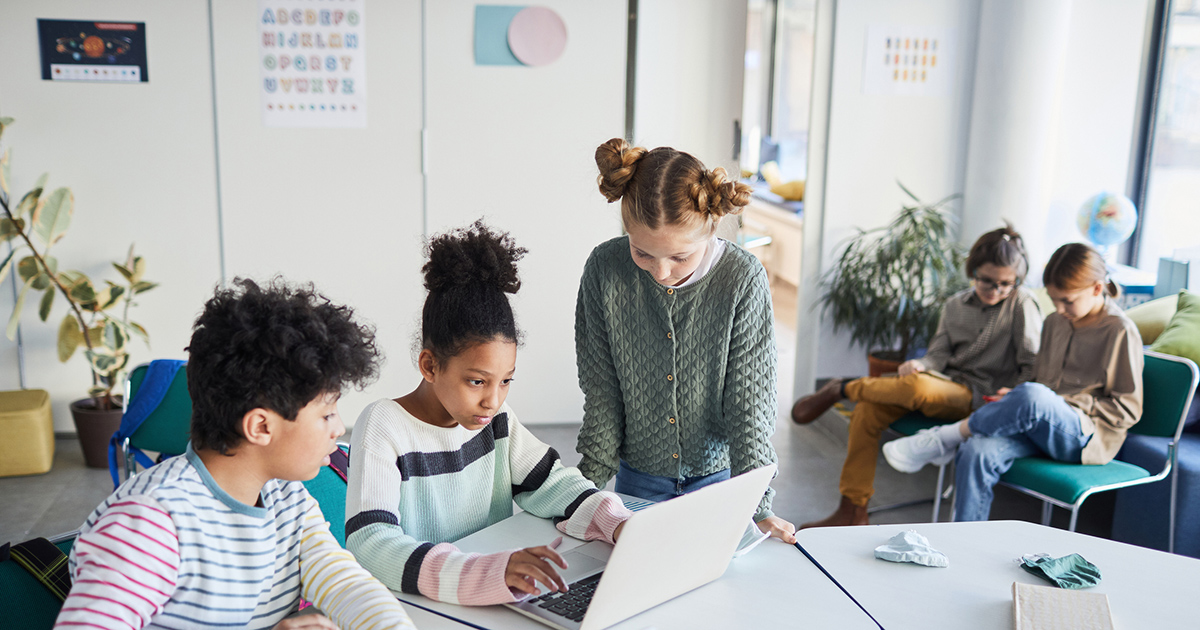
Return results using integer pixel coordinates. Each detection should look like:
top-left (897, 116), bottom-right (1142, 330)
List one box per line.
top-left (259, 0), bottom-right (367, 128)
top-left (862, 25), bottom-right (956, 97)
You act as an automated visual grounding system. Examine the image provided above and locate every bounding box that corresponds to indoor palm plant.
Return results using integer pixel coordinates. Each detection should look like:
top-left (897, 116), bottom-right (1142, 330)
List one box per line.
top-left (0, 116), bottom-right (157, 465)
top-left (818, 183), bottom-right (967, 376)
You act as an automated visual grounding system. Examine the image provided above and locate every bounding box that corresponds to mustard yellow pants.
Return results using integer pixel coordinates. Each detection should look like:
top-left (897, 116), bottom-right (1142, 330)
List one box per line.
top-left (840, 373), bottom-right (972, 506)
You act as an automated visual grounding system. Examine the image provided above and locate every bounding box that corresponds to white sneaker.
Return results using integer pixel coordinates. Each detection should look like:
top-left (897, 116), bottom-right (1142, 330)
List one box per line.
top-left (883, 428), bottom-right (956, 473)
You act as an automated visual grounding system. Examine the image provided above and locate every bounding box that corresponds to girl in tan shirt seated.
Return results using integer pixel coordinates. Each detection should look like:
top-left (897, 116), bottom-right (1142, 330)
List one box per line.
top-left (883, 243), bottom-right (1144, 522)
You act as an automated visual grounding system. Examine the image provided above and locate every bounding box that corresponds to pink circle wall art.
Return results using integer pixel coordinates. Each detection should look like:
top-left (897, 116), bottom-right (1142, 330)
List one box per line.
top-left (507, 7), bottom-right (567, 67)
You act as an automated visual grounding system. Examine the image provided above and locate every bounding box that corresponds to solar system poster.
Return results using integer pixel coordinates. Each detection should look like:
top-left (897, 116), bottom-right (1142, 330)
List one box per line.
top-left (38, 19), bottom-right (148, 83)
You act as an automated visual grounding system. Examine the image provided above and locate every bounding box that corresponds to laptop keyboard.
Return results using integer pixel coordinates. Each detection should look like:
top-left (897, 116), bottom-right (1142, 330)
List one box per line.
top-left (526, 572), bottom-right (604, 623)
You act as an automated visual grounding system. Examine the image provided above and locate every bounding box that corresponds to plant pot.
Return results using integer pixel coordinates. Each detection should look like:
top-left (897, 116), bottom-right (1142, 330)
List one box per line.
top-left (867, 352), bottom-right (904, 378)
top-left (70, 398), bottom-right (123, 469)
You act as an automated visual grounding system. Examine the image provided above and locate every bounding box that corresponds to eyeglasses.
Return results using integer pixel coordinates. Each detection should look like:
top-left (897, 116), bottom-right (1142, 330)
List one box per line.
top-left (974, 275), bottom-right (1019, 294)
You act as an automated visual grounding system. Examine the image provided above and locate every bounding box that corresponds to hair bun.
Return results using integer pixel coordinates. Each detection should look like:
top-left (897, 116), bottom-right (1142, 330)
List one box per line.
top-left (689, 167), bottom-right (752, 219)
top-left (595, 138), bottom-right (648, 203)
top-left (423, 220), bottom-right (527, 295)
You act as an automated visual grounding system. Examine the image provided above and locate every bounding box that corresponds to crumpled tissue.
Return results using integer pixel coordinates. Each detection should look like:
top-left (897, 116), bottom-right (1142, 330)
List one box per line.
top-left (874, 530), bottom-right (949, 568)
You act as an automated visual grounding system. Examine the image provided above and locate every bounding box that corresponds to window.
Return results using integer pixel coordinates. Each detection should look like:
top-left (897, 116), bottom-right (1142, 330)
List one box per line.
top-left (740, 0), bottom-right (817, 183)
top-left (1135, 0), bottom-right (1200, 271)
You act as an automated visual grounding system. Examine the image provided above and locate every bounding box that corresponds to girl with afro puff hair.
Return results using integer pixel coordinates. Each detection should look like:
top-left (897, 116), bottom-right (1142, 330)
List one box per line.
top-left (345, 220), bottom-right (632, 606)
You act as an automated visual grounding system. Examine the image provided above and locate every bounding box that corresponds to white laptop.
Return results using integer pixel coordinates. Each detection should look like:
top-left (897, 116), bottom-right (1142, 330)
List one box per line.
top-left (505, 463), bottom-right (777, 630)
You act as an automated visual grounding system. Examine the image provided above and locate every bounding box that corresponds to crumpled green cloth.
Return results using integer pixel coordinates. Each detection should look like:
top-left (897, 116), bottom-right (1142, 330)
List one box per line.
top-left (1019, 553), bottom-right (1101, 589)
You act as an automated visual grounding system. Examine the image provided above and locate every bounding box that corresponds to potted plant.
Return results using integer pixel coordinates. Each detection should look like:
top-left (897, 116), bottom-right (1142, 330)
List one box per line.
top-left (0, 116), bottom-right (157, 467)
top-left (818, 183), bottom-right (967, 376)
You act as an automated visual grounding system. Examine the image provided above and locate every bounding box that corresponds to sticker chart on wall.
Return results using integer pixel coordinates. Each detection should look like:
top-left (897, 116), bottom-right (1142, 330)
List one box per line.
top-left (259, 0), bottom-right (366, 128)
top-left (37, 19), bottom-right (148, 83)
top-left (862, 25), bottom-right (956, 97)
top-left (474, 5), bottom-right (567, 66)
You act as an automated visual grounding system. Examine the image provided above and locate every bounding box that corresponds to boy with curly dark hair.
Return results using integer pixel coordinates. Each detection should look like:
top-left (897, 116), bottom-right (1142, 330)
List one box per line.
top-left (54, 279), bottom-right (416, 630)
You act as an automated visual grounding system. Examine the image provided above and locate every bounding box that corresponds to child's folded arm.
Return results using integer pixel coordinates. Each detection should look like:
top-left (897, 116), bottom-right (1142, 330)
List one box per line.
top-left (55, 495), bottom-right (179, 630)
top-left (296, 497), bottom-right (416, 629)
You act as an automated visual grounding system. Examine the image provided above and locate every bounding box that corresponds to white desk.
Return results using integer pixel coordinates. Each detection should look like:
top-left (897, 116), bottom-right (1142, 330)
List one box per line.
top-left (395, 510), bottom-right (879, 629)
top-left (795, 521), bottom-right (1200, 630)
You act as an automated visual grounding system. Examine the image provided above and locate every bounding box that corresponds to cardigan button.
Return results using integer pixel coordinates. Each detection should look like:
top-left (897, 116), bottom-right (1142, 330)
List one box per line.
top-left (667, 288), bottom-right (674, 295)
top-left (669, 417), bottom-right (676, 424)
top-left (667, 374), bottom-right (673, 381)
top-left (672, 453), bottom-right (679, 459)
top-left (667, 332), bottom-right (672, 339)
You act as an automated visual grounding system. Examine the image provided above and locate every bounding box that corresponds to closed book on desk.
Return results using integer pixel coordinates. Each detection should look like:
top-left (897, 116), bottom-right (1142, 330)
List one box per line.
top-left (1012, 582), bottom-right (1113, 630)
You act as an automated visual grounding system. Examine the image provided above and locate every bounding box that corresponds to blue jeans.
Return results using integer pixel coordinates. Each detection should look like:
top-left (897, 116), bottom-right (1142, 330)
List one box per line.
top-left (953, 383), bottom-right (1092, 522)
top-left (614, 460), bottom-right (730, 502)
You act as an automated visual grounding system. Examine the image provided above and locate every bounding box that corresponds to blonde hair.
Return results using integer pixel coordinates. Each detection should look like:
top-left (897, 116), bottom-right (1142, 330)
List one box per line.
top-left (594, 138), bottom-right (752, 235)
top-left (1043, 243), bottom-right (1119, 298)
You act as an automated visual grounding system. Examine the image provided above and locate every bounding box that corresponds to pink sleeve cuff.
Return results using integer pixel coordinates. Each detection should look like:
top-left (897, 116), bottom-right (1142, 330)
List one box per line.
top-left (416, 543), bottom-right (520, 606)
top-left (555, 492), bottom-right (632, 544)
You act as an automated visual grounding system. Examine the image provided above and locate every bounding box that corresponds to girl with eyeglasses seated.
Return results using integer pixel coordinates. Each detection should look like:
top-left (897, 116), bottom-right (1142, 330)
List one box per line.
top-left (883, 242), bottom-right (1143, 522)
top-left (790, 225), bottom-right (1043, 528)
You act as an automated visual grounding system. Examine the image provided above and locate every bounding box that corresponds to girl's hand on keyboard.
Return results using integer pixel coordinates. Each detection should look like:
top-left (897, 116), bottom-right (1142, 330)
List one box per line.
top-left (507, 536), bottom-right (569, 596)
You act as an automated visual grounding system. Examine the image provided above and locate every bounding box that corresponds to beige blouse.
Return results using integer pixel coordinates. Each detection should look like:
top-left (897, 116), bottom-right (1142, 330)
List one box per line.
top-left (1034, 298), bottom-right (1144, 464)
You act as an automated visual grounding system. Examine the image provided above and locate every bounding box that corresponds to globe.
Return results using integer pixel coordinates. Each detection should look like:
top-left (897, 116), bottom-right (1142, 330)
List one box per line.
top-left (1077, 192), bottom-right (1137, 250)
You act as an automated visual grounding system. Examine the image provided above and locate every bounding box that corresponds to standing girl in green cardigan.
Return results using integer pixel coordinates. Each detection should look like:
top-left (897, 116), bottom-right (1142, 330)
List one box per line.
top-left (575, 138), bottom-right (796, 543)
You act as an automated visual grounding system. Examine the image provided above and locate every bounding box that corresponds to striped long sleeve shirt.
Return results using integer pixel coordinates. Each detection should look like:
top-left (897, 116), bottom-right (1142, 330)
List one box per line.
top-left (54, 445), bottom-right (415, 630)
top-left (345, 400), bottom-right (630, 606)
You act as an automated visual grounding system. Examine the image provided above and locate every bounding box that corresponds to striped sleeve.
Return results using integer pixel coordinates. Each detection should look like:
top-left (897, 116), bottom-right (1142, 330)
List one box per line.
top-left (54, 496), bottom-right (179, 630)
top-left (346, 408), bottom-right (519, 606)
top-left (507, 411), bottom-right (631, 543)
top-left (297, 495), bottom-right (416, 630)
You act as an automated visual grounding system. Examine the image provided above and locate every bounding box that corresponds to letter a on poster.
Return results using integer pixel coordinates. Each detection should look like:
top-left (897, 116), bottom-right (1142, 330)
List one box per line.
top-left (259, 0), bottom-right (367, 128)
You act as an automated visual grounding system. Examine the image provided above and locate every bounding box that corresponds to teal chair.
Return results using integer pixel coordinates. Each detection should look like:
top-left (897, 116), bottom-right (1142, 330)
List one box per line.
top-left (120, 363), bottom-right (192, 483)
top-left (302, 443), bottom-right (351, 547)
top-left (998, 351), bottom-right (1198, 546)
top-left (0, 532), bottom-right (77, 629)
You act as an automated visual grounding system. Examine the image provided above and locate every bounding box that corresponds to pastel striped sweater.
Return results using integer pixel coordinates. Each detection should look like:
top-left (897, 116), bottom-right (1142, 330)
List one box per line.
top-left (346, 400), bottom-right (630, 605)
top-left (54, 445), bottom-right (415, 630)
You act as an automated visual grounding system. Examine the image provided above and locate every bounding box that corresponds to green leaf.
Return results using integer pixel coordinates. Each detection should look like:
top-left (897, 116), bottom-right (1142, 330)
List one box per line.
top-left (131, 256), bottom-right (146, 283)
top-left (69, 279), bottom-right (96, 303)
top-left (87, 385), bottom-right (109, 399)
top-left (6, 277), bottom-right (33, 340)
top-left (86, 325), bottom-right (104, 347)
top-left (35, 187), bottom-right (72, 246)
top-left (0, 217), bottom-right (25, 240)
top-left (129, 321), bottom-right (150, 345)
top-left (0, 247), bottom-right (15, 280)
top-left (112, 262), bottom-right (134, 283)
top-left (16, 173), bottom-right (48, 218)
top-left (100, 285), bottom-right (124, 310)
top-left (86, 287), bottom-right (111, 312)
top-left (0, 148), bottom-right (9, 196)
top-left (16, 255), bottom-right (38, 281)
top-left (58, 313), bottom-right (83, 362)
top-left (103, 319), bottom-right (129, 351)
top-left (29, 256), bottom-right (56, 290)
top-left (38, 286), bottom-right (54, 321)
top-left (131, 281), bottom-right (157, 294)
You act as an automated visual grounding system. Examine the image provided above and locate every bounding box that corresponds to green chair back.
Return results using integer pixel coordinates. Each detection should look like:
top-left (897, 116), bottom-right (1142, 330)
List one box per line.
top-left (1132, 352), bottom-right (1198, 439)
top-left (302, 444), bottom-right (351, 547)
top-left (126, 363), bottom-right (192, 456)
top-left (0, 536), bottom-right (75, 629)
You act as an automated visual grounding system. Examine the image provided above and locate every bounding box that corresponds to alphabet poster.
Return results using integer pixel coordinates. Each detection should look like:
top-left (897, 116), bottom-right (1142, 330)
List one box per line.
top-left (259, 0), bottom-right (367, 128)
top-left (862, 25), bottom-right (956, 97)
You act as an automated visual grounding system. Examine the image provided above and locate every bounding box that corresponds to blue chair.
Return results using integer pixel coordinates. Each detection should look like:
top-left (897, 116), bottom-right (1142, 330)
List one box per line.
top-left (302, 443), bottom-right (351, 547)
top-left (998, 351), bottom-right (1198, 546)
top-left (112, 361), bottom-right (192, 487)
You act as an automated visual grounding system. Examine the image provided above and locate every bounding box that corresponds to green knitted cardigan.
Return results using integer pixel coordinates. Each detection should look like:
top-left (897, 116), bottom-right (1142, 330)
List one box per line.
top-left (574, 236), bottom-right (778, 520)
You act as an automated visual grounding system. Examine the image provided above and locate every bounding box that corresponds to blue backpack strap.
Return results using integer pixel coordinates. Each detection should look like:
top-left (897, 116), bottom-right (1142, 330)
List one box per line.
top-left (109, 360), bottom-right (187, 487)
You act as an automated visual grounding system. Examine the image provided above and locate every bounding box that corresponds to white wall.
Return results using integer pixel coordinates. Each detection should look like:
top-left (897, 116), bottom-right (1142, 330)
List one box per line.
top-left (0, 0), bottom-right (630, 432)
top-left (811, 0), bottom-right (982, 380)
top-left (634, 0), bottom-right (748, 174)
top-left (209, 0), bottom-right (427, 429)
top-left (424, 1), bottom-right (627, 423)
top-left (0, 1), bottom-right (223, 431)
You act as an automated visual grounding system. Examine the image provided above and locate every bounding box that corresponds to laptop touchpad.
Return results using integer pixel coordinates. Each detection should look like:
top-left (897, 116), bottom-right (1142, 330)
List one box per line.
top-left (557, 545), bottom-right (608, 583)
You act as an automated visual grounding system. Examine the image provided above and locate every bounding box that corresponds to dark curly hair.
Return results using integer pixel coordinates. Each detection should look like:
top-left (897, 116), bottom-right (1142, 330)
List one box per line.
top-left (186, 278), bottom-right (380, 454)
top-left (421, 220), bottom-right (527, 366)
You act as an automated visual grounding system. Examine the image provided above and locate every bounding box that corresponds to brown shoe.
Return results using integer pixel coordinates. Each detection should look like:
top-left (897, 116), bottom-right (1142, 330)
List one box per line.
top-left (790, 378), bottom-right (844, 425)
top-left (800, 495), bottom-right (869, 529)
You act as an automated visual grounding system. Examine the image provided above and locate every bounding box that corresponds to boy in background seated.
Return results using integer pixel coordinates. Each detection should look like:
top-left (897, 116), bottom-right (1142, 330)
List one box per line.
top-left (54, 279), bottom-right (416, 630)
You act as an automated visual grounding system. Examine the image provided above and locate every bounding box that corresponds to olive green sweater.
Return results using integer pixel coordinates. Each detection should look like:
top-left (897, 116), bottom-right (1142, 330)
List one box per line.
top-left (574, 236), bottom-right (778, 520)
